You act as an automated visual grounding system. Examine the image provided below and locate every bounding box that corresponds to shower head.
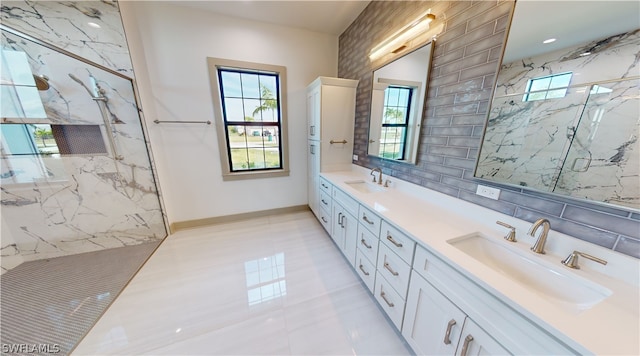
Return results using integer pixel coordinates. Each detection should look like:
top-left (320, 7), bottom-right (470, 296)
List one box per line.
top-left (33, 74), bottom-right (50, 90)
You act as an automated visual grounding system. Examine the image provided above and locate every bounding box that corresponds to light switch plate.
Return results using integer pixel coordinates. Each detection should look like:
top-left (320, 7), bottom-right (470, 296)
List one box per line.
top-left (352, 154), bottom-right (358, 161)
top-left (476, 184), bottom-right (500, 200)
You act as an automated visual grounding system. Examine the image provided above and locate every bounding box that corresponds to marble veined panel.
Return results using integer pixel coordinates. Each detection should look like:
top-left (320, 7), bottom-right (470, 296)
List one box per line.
top-left (476, 87), bottom-right (587, 191)
top-left (1, 0), bottom-right (134, 78)
top-left (1, 155), bottom-right (165, 263)
top-left (495, 30), bottom-right (639, 97)
top-left (555, 79), bottom-right (639, 209)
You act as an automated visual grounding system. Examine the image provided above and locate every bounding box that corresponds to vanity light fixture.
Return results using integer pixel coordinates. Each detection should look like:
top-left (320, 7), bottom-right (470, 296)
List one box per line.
top-left (369, 10), bottom-right (436, 61)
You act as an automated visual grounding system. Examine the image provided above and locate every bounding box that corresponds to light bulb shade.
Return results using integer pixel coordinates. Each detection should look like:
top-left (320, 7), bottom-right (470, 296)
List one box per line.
top-left (369, 12), bottom-right (436, 61)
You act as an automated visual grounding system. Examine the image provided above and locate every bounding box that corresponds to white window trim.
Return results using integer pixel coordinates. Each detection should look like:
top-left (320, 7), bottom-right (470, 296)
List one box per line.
top-left (207, 57), bottom-right (290, 181)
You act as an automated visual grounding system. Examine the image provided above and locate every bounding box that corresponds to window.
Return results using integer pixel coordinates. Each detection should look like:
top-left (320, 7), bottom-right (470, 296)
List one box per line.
top-left (380, 86), bottom-right (412, 160)
top-left (208, 58), bottom-right (289, 180)
top-left (523, 72), bottom-right (573, 102)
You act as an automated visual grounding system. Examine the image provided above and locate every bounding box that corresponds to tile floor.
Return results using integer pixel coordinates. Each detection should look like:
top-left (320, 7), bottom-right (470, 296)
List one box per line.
top-left (73, 211), bottom-right (413, 355)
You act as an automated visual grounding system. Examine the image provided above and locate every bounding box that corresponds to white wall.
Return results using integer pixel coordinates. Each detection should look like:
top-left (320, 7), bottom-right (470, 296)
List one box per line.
top-left (119, 2), bottom-right (339, 224)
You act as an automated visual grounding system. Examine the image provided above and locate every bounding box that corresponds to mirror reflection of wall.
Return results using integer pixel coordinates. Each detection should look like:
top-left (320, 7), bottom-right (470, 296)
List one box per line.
top-left (368, 43), bottom-right (432, 164)
top-left (475, 1), bottom-right (640, 210)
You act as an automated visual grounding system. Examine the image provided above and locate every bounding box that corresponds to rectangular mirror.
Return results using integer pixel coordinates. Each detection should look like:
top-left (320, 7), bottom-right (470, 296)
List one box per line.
top-left (475, 1), bottom-right (639, 210)
top-left (368, 42), bottom-right (433, 164)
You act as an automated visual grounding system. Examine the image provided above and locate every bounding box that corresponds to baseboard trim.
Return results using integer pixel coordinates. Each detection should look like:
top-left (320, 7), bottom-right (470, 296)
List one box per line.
top-left (169, 205), bottom-right (310, 233)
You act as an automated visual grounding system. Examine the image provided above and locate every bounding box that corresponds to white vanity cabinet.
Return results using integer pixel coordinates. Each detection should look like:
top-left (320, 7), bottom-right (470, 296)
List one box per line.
top-left (409, 245), bottom-right (577, 355)
top-left (306, 77), bottom-right (358, 220)
top-left (402, 270), bottom-right (508, 356)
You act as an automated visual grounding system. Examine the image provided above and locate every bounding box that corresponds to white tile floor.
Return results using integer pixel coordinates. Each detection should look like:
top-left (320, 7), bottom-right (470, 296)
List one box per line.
top-left (73, 211), bottom-right (413, 355)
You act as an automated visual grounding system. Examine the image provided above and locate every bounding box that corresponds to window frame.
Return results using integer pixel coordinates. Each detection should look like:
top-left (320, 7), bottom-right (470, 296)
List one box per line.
top-left (523, 72), bottom-right (573, 102)
top-left (380, 85), bottom-right (412, 160)
top-left (207, 58), bottom-right (289, 181)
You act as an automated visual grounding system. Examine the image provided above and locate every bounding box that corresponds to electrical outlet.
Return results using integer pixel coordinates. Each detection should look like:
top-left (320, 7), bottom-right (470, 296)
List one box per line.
top-left (476, 184), bottom-right (500, 200)
top-left (352, 154), bottom-right (358, 161)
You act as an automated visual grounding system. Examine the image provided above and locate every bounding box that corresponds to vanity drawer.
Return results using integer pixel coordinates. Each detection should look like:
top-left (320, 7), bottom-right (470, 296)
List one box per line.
top-left (358, 205), bottom-right (381, 235)
top-left (319, 190), bottom-right (332, 213)
top-left (357, 224), bottom-right (379, 265)
top-left (317, 205), bottom-right (332, 234)
top-left (332, 188), bottom-right (358, 217)
top-left (377, 243), bottom-right (412, 296)
top-left (380, 221), bottom-right (416, 265)
top-left (319, 177), bottom-right (332, 195)
top-left (374, 272), bottom-right (406, 331)
top-left (355, 249), bottom-right (376, 293)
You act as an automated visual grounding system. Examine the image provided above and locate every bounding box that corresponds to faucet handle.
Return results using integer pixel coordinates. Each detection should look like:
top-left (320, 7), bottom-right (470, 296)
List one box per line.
top-left (561, 251), bottom-right (608, 269)
top-left (496, 221), bottom-right (517, 242)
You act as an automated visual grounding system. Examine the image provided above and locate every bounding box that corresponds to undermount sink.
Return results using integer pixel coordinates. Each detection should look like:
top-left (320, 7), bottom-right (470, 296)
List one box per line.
top-left (344, 180), bottom-right (385, 194)
top-left (447, 233), bottom-right (612, 313)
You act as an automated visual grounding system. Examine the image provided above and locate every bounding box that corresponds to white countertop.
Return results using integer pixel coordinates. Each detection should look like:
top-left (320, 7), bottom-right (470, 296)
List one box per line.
top-left (321, 166), bottom-right (640, 355)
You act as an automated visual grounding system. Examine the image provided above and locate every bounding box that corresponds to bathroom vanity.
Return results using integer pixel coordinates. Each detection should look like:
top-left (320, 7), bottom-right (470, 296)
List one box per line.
top-left (313, 166), bottom-right (639, 355)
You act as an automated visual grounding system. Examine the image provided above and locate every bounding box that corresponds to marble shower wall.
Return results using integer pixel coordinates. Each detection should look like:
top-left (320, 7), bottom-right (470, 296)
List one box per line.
top-left (476, 29), bottom-right (639, 210)
top-left (1, 1), bottom-right (166, 273)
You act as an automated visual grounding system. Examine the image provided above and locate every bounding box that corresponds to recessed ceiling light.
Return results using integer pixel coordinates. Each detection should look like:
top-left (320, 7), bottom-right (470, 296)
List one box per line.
top-left (543, 38), bottom-right (556, 44)
top-left (88, 22), bottom-right (101, 29)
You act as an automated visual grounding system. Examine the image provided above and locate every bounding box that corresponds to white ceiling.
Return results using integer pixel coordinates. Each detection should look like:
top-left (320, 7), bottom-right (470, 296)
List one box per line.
top-left (166, 1), bottom-right (371, 36)
top-left (504, 1), bottom-right (640, 62)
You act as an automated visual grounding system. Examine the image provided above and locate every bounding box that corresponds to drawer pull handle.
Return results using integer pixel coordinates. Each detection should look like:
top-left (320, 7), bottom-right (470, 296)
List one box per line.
top-left (321, 183), bottom-right (328, 188)
top-left (380, 291), bottom-right (394, 307)
top-left (321, 217), bottom-right (328, 223)
top-left (360, 238), bottom-right (372, 249)
top-left (443, 319), bottom-right (456, 345)
top-left (321, 199), bottom-right (328, 205)
top-left (358, 264), bottom-right (370, 276)
top-left (386, 234), bottom-right (403, 247)
top-left (338, 212), bottom-right (344, 228)
top-left (330, 139), bottom-right (348, 144)
top-left (362, 214), bottom-right (374, 225)
top-left (384, 262), bottom-right (399, 276)
top-left (460, 335), bottom-right (474, 356)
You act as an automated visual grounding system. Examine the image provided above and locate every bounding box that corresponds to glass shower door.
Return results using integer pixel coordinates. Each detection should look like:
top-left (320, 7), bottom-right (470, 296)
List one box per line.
top-left (554, 78), bottom-right (639, 209)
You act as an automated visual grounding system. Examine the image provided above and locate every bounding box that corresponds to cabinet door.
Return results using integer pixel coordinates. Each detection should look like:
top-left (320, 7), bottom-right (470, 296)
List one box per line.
top-left (332, 203), bottom-right (357, 266)
top-left (319, 85), bottom-right (355, 171)
top-left (455, 318), bottom-right (510, 356)
top-left (307, 86), bottom-right (320, 140)
top-left (402, 271), bottom-right (466, 356)
top-left (307, 140), bottom-right (320, 216)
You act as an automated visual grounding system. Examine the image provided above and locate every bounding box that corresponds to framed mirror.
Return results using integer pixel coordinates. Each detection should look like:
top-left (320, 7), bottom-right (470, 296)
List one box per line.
top-left (475, 1), bottom-right (639, 210)
top-left (368, 42), bottom-right (433, 164)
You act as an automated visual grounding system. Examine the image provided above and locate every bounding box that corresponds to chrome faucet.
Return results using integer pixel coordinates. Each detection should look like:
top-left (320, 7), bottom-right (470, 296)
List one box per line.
top-left (370, 167), bottom-right (383, 185)
top-left (528, 218), bottom-right (550, 254)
